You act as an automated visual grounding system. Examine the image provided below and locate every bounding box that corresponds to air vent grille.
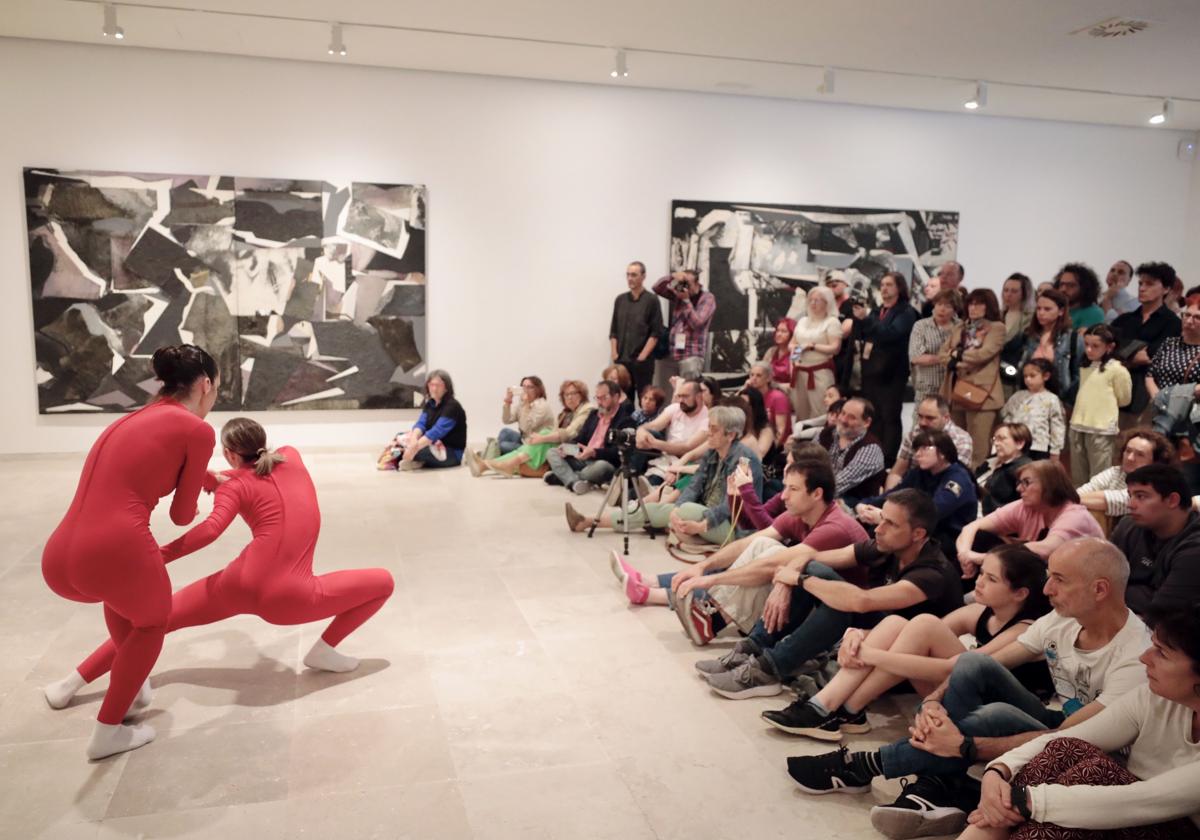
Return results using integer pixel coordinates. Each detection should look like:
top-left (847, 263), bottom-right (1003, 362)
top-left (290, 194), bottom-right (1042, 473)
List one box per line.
top-left (1072, 17), bottom-right (1150, 38)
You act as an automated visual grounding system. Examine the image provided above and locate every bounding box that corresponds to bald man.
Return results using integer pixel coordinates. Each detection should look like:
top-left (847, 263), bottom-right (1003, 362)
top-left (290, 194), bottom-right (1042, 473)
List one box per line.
top-left (788, 537), bottom-right (1151, 839)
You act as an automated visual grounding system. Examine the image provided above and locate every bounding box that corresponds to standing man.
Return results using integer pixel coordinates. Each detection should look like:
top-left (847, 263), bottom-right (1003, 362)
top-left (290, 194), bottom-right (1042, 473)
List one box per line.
top-left (654, 269), bottom-right (716, 397)
top-left (826, 271), bottom-right (856, 389)
top-left (854, 272), bottom-right (918, 465)
top-left (1102, 259), bottom-right (1139, 323)
top-left (609, 261), bottom-right (663, 399)
top-left (1111, 262), bottom-right (1182, 429)
top-left (1053, 262), bottom-right (1105, 330)
top-left (920, 261), bottom-right (965, 317)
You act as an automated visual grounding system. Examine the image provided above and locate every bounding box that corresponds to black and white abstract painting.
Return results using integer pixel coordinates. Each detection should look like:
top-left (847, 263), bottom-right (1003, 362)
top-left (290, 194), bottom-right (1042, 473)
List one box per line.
top-left (25, 168), bottom-right (427, 413)
top-left (670, 200), bottom-right (959, 376)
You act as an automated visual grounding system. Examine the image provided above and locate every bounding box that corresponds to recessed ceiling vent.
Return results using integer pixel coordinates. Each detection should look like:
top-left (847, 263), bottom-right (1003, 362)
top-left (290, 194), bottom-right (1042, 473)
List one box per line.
top-left (1072, 17), bottom-right (1150, 38)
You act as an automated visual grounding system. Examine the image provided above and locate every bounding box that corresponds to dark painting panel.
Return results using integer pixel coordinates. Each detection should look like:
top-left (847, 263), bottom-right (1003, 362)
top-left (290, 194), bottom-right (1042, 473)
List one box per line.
top-left (670, 200), bottom-right (959, 375)
top-left (25, 168), bottom-right (427, 412)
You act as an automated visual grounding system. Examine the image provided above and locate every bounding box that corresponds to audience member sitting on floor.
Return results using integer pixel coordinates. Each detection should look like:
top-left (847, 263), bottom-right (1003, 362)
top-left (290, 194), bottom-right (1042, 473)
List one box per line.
top-left (1112, 464), bottom-right (1200, 616)
top-left (466, 380), bottom-right (594, 477)
top-left (378, 370), bottom-right (468, 470)
top-left (695, 490), bottom-right (963, 700)
top-left (747, 362), bottom-right (793, 442)
top-left (609, 458), bottom-right (865, 642)
top-left (485, 375), bottom-right (555, 459)
top-left (1077, 428), bottom-right (1176, 520)
top-left (565, 405), bottom-right (762, 545)
top-left (538, 379), bottom-right (633, 493)
top-left (735, 387), bottom-right (775, 460)
top-left (731, 439), bottom-right (828, 531)
top-left (956, 461), bottom-right (1103, 574)
top-left (962, 603), bottom-right (1200, 840)
top-left (794, 385), bottom-right (844, 441)
top-left (857, 429), bottom-right (977, 561)
top-left (1000, 359), bottom-right (1065, 462)
top-left (631, 385), bottom-right (666, 426)
top-left (818, 396), bottom-right (887, 505)
top-left (785, 538), bottom-right (1150, 840)
top-left (886, 396), bottom-right (974, 490)
top-left (760, 545), bottom-right (1051, 741)
top-left (633, 378), bottom-right (710, 481)
top-left (976, 423), bottom-right (1035, 515)
top-left (601, 364), bottom-right (633, 402)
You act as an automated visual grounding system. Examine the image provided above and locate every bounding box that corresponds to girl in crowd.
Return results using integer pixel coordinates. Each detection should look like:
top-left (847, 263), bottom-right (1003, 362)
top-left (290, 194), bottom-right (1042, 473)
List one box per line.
top-left (484, 376), bottom-right (554, 459)
top-left (468, 380), bottom-right (593, 477)
top-left (46, 419), bottom-right (395, 737)
top-left (956, 460), bottom-right (1103, 573)
top-left (976, 423), bottom-right (1035, 515)
top-left (909, 289), bottom-right (963, 425)
top-left (940, 288), bottom-right (1006, 471)
top-left (761, 545), bottom-right (1052, 740)
top-left (967, 604), bottom-right (1200, 840)
top-left (1068, 324), bottom-right (1132, 486)
top-left (1021, 288), bottom-right (1080, 403)
top-left (41, 344), bottom-right (218, 760)
top-left (379, 370), bottom-right (468, 470)
top-left (1001, 359), bottom-right (1065, 461)
top-left (1000, 273), bottom-right (1035, 400)
top-left (790, 286), bottom-right (843, 422)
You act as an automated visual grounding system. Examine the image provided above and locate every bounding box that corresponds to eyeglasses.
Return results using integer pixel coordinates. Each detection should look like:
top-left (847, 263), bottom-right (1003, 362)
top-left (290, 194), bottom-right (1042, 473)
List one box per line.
top-left (1017, 478), bottom-right (1034, 488)
top-left (1182, 312), bottom-right (1200, 321)
top-left (562, 390), bottom-right (581, 398)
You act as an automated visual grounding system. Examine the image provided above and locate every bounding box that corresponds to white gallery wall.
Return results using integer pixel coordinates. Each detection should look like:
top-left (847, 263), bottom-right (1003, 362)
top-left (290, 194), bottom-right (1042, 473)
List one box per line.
top-left (0, 37), bottom-right (1196, 455)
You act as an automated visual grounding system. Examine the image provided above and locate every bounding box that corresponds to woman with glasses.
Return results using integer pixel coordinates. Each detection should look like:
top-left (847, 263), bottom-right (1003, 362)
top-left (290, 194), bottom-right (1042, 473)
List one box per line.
top-left (479, 375), bottom-right (555, 461)
top-left (976, 423), bottom-right (1035, 515)
top-left (469, 380), bottom-right (593, 477)
top-left (955, 460), bottom-right (1103, 578)
top-left (1146, 294), bottom-right (1200, 401)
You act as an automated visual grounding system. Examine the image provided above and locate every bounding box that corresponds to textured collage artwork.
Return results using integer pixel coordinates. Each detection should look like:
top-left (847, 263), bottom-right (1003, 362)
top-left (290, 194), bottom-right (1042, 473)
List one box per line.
top-left (25, 168), bottom-right (427, 413)
top-left (670, 200), bottom-right (959, 376)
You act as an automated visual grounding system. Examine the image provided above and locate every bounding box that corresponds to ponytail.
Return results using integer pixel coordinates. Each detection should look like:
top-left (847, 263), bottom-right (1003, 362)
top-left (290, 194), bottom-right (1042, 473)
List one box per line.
top-left (253, 446), bottom-right (287, 477)
top-left (221, 418), bottom-right (287, 477)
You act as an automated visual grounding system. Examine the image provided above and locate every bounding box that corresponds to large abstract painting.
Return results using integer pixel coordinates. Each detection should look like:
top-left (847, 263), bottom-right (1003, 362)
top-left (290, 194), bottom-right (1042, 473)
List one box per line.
top-left (670, 200), bottom-right (959, 376)
top-left (25, 168), bottom-right (427, 413)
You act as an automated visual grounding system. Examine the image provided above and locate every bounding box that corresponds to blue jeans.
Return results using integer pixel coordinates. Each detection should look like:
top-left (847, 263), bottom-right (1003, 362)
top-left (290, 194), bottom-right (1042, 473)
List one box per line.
top-left (413, 446), bottom-right (463, 469)
top-left (657, 572), bottom-right (709, 610)
top-left (746, 563), bottom-right (876, 678)
top-left (497, 427), bottom-right (523, 455)
top-left (878, 652), bottom-right (1064, 778)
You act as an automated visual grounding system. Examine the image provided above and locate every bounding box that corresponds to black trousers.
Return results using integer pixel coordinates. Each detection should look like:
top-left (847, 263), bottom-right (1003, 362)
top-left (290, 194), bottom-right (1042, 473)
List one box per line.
top-left (864, 374), bottom-right (905, 467)
top-left (620, 357), bottom-right (657, 401)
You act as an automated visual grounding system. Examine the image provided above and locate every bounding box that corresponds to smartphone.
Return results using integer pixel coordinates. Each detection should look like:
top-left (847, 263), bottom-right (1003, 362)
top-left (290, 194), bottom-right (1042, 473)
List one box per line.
top-left (738, 457), bottom-right (750, 471)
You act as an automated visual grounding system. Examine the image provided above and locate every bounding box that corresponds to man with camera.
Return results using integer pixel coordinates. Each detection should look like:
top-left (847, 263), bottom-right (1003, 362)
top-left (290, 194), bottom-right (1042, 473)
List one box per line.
top-left (653, 269), bottom-right (716, 397)
top-left (544, 379), bottom-right (635, 494)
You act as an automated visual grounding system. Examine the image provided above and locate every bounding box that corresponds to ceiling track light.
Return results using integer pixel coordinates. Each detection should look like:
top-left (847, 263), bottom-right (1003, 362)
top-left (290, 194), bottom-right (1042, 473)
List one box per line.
top-left (818, 66), bottom-right (835, 95)
top-left (964, 80), bottom-right (987, 110)
top-left (610, 48), bottom-right (628, 79)
top-left (102, 3), bottom-right (124, 40)
top-left (1148, 98), bottom-right (1172, 125)
top-left (328, 22), bottom-right (347, 56)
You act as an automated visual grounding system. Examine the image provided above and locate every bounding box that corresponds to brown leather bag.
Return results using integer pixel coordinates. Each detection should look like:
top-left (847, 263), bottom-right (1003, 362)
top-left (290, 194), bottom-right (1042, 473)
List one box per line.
top-left (951, 376), bottom-right (991, 411)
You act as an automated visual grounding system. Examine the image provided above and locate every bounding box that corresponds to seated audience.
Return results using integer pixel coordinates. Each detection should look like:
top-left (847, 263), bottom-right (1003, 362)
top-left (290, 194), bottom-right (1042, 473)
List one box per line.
top-left (695, 490), bottom-right (962, 700)
top-left (633, 378), bottom-right (710, 479)
top-left (379, 369), bottom-right (467, 470)
top-left (537, 379), bottom-right (632, 493)
top-left (747, 362), bottom-right (793, 441)
top-left (966, 604), bottom-right (1200, 840)
top-left (601, 363), bottom-right (634, 401)
top-left (631, 385), bottom-right (666, 426)
top-left (466, 380), bottom-right (593, 477)
top-left (1112, 464), bottom-right (1200, 615)
top-left (1000, 359), bottom-right (1065, 461)
top-left (887, 395), bottom-right (975, 490)
top-left (485, 375), bottom-right (555, 459)
top-left (857, 429), bottom-right (977, 561)
top-left (1077, 428), bottom-right (1176, 519)
top-left (760, 545), bottom-right (1051, 740)
top-left (737, 387), bottom-right (776, 460)
top-left (976, 423), bottom-right (1034, 515)
top-left (957, 461), bottom-right (1103, 574)
top-left (819, 396), bottom-right (887, 505)
top-left (565, 405), bottom-right (762, 545)
top-left (786, 539), bottom-right (1149, 840)
top-left (733, 438), bottom-right (828, 531)
top-left (794, 388), bottom-right (844, 441)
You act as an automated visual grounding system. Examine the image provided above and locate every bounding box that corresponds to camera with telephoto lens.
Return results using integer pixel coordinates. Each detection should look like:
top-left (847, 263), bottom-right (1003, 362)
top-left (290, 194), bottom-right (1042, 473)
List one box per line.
top-left (672, 278), bottom-right (691, 294)
top-left (607, 426), bottom-right (638, 450)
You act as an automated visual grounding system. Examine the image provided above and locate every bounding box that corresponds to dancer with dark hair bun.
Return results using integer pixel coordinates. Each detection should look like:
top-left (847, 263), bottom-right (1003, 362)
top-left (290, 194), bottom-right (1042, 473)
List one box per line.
top-left (46, 418), bottom-right (395, 720)
top-left (41, 344), bottom-right (219, 760)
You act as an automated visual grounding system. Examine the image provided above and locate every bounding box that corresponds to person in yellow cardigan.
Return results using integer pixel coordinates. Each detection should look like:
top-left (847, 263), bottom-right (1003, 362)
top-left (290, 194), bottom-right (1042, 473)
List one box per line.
top-left (940, 289), bottom-right (1006, 471)
top-left (1068, 324), bottom-right (1132, 485)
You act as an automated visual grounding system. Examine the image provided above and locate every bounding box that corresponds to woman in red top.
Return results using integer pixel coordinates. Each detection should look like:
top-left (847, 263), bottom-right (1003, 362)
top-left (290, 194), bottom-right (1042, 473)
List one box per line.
top-left (42, 345), bottom-right (219, 760)
top-left (46, 419), bottom-right (395, 727)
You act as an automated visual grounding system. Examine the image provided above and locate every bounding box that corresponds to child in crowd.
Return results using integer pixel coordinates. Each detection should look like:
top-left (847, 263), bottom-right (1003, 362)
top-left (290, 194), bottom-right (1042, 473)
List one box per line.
top-left (1000, 359), bottom-right (1065, 461)
top-left (1068, 323), bottom-right (1132, 485)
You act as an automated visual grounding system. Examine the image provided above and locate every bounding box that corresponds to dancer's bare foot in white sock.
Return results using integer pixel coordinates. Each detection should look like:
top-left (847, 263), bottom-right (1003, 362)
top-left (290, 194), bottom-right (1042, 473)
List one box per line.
top-left (44, 670), bottom-right (86, 710)
top-left (86, 721), bottom-right (155, 760)
top-left (127, 679), bottom-right (153, 715)
top-left (303, 639), bottom-right (359, 673)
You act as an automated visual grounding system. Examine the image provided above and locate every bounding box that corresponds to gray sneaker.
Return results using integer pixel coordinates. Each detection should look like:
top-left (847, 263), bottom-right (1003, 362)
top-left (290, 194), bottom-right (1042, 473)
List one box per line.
top-left (571, 480), bottom-right (595, 495)
top-left (694, 648), bottom-right (753, 677)
top-left (706, 659), bottom-right (782, 699)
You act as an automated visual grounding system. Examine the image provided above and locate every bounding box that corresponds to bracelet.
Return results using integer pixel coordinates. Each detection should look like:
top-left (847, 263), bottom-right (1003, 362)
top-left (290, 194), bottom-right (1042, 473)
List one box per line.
top-left (982, 766), bottom-right (1008, 781)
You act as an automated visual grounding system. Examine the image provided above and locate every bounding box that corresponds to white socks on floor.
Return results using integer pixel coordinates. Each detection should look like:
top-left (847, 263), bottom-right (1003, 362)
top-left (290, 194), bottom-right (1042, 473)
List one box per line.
top-left (303, 639), bottom-right (359, 673)
top-left (43, 670), bottom-right (86, 709)
top-left (86, 721), bottom-right (155, 760)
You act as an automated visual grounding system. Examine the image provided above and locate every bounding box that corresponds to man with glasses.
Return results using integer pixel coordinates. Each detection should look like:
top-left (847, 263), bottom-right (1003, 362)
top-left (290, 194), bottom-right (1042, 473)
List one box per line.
top-left (609, 261), bottom-right (664, 398)
top-left (885, 396), bottom-right (974, 490)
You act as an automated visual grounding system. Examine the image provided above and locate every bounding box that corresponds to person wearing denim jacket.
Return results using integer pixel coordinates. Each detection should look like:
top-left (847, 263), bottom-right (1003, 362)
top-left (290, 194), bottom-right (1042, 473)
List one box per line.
top-left (1020, 329), bottom-right (1081, 403)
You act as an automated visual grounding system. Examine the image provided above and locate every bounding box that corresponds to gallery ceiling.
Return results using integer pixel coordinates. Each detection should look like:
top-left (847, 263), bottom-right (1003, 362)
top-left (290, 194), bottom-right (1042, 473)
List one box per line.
top-left (5, 0), bottom-right (1200, 131)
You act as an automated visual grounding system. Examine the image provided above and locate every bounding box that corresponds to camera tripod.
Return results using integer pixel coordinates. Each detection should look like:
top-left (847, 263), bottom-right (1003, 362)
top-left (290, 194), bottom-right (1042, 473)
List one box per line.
top-left (587, 445), bottom-right (654, 557)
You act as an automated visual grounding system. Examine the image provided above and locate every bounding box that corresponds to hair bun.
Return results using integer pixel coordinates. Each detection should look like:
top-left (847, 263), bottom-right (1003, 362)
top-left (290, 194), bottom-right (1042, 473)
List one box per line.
top-left (151, 346), bottom-right (182, 382)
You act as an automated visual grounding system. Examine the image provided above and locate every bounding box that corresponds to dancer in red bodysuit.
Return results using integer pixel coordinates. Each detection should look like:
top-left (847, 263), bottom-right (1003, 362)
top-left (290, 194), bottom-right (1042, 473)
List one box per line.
top-left (42, 345), bottom-right (219, 760)
top-left (46, 417), bottom-right (395, 715)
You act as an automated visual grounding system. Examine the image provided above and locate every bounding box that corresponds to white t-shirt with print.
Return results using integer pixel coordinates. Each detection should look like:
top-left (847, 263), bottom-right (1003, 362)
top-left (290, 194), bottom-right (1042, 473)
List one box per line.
top-left (662, 402), bottom-right (709, 446)
top-left (1017, 609), bottom-right (1149, 705)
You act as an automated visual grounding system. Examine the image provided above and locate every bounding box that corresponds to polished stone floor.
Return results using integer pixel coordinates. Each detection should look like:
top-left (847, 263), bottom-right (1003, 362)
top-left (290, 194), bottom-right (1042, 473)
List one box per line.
top-left (0, 448), bottom-right (916, 839)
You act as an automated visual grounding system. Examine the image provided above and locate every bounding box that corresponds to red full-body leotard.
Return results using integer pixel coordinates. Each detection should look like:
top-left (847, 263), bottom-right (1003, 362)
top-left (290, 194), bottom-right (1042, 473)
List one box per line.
top-left (42, 400), bottom-right (215, 725)
top-left (73, 446), bottom-right (394, 684)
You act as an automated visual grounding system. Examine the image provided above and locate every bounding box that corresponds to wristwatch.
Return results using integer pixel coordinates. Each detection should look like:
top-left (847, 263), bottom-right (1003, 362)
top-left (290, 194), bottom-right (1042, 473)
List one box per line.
top-left (959, 734), bottom-right (977, 763)
top-left (1011, 784), bottom-right (1032, 820)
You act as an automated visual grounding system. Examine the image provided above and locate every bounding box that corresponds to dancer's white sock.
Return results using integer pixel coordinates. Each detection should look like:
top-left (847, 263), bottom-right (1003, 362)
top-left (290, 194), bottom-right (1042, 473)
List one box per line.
top-left (44, 670), bottom-right (86, 710)
top-left (127, 679), bottom-right (153, 715)
top-left (86, 721), bottom-right (155, 760)
top-left (303, 639), bottom-right (359, 673)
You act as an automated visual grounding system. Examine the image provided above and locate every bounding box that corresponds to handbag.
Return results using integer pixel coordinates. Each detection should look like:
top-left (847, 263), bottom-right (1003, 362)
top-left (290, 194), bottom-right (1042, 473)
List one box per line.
top-left (951, 377), bottom-right (991, 411)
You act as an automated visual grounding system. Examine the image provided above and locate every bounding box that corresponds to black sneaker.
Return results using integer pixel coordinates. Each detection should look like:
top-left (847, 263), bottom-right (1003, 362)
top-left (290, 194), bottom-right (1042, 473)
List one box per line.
top-left (543, 472), bottom-right (563, 486)
top-left (837, 706), bottom-right (871, 734)
top-left (786, 746), bottom-right (873, 795)
top-left (869, 774), bottom-right (978, 839)
top-left (761, 700), bottom-right (843, 741)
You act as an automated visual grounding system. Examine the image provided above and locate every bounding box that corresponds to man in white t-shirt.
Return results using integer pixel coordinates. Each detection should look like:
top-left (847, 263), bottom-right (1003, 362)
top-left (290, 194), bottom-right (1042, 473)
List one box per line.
top-left (786, 537), bottom-right (1150, 839)
top-left (633, 378), bottom-right (709, 479)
